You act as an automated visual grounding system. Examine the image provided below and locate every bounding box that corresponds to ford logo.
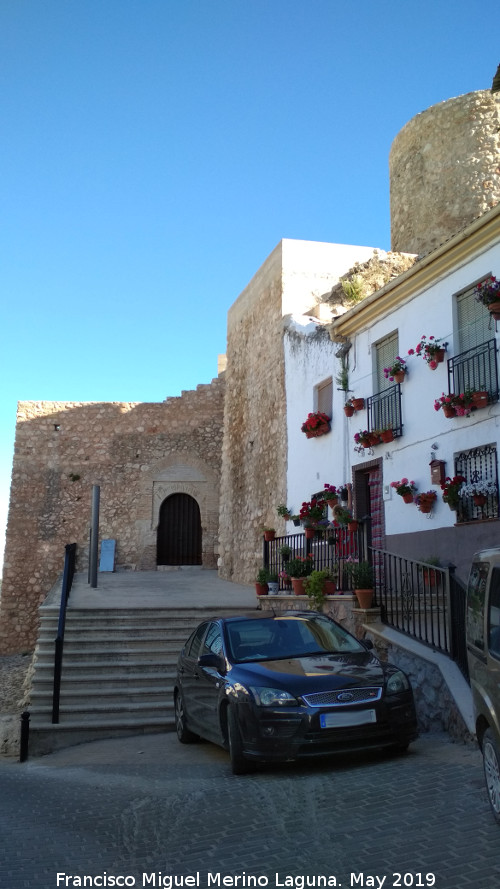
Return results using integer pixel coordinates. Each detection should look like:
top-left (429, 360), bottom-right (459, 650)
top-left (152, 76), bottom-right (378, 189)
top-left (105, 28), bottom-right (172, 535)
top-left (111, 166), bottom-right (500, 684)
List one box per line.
top-left (337, 692), bottom-right (354, 703)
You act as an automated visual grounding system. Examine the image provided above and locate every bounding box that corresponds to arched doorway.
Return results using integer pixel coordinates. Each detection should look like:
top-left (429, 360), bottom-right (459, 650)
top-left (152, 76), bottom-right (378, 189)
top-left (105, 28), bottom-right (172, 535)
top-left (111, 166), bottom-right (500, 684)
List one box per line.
top-left (157, 493), bottom-right (202, 566)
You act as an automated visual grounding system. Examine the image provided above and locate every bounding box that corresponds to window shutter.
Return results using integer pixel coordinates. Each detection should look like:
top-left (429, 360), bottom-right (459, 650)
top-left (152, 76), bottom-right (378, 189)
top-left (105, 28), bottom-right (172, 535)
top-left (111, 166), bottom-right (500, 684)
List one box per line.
top-left (457, 283), bottom-right (491, 352)
top-left (375, 333), bottom-right (399, 393)
top-left (316, 378), bottom-right (333, 416)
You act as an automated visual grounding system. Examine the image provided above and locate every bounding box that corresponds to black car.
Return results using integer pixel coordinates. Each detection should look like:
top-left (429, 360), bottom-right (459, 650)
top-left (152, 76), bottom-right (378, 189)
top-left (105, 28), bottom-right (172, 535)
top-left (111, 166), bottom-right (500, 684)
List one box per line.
top-left (173, 611), bottom-right (418, 774)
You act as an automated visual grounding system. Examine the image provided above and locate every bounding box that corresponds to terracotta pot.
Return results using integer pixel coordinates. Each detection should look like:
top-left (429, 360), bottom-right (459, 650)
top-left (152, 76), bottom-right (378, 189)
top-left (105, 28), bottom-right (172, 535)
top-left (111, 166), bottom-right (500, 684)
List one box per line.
top-left (430, 348), bottom-right (445, 365)
top-left (422, 569), bottom-right (437, 585)
top-left (402, 491), bottom-right (414, 504)
top-left (355, 588), bottom-right (374, 609)
top-left (305, 423), bottom-right (330, 438)
top-left (368, 433), bottom-right (381, 446)
top-left (442, 404), bottom-right (456, 418)
top-left (351, 398), bottom-right (365, 411)
top-left (418, 502), bottom-right (432, 514)
top-left (347, 520), bottom-right (358, 532)
top-left (380, 429), bottom-right (394, 443)
top-left (473, 494), bottom-right (487, 507)
top-left (393, 371), bottom-right (405, 383)
top-left (324, 580), bottom-right (336, 596)
top-left (264, 530), bottom-right (276, 541)
top-left (291, 577), bottom-right (306, 596)
top-left (344, 405), bottom-right (355, 417)
top-left (255, 583), bottom-right (268, 596)
top-left (472, 391), bottom-right (488, 409)
top-left (304, 526), bottom-right (316, 539)
top-left (488, 301), bottom-right (500, 321)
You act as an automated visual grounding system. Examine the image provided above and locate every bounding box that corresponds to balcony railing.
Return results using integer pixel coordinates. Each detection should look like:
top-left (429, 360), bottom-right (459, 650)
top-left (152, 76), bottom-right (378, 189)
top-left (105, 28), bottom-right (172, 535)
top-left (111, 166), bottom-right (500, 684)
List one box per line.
top-left (447, 338), bottom-right (499, 403)
top-left (366, 384), bottom-right (402, 437)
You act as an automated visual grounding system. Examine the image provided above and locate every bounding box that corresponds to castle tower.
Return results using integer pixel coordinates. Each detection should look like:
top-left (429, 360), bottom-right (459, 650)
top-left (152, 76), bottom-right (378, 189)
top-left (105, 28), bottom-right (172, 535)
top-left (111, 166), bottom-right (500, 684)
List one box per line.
top-left (390, 89), bottom-right (500, 256)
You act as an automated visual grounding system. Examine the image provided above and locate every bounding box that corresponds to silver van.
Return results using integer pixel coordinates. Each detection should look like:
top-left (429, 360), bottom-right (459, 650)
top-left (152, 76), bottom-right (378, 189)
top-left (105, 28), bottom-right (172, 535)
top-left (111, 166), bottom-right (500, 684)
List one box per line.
top-left (466, 548), bottom-right (500, 823)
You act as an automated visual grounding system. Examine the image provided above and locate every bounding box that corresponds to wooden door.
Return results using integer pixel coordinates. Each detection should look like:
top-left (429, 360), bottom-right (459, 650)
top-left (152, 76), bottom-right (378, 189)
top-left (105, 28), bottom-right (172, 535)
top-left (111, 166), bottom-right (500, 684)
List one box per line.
top-left (157, 494), bottom-right (202, 565)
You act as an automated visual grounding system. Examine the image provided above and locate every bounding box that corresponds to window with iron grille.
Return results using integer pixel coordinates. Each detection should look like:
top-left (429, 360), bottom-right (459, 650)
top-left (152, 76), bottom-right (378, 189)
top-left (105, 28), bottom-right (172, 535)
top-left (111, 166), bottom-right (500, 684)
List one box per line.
top-left (455, 444), bottom-right (499, 524)
top-left (368, 332), bottom-right (403, 435)
top-left (449, 280), bottom-right (499, 402)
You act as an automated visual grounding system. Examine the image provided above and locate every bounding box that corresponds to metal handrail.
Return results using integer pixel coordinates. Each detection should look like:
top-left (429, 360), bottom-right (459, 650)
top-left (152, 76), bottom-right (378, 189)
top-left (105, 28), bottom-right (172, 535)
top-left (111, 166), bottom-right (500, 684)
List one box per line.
top-left (52, 543), bottom-right (77, 724)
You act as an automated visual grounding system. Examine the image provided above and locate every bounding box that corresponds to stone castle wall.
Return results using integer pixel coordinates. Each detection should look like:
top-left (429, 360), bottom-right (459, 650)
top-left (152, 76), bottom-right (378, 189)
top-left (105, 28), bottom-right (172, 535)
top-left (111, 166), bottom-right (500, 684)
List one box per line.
top-left (0, 378), bottom-right (225, 654)
top-left (218, 244), bottom-right (288, 583)
top-left (390, 89), bottom-right (500, 255)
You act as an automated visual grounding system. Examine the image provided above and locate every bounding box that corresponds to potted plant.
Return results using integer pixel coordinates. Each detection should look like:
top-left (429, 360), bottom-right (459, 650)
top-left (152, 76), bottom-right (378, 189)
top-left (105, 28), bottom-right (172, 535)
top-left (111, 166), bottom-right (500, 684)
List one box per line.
top-left (434, 393), bottom-right (457, 418)
top-left (323, 483), bottom-right (338, 506)
top-left (279, 569), bottom-right (292, 591)
top-left (291, 514), bottom-right (301, 527)
top-left (475, 275), bottom-right (500, 319)
top-left (344, 398), bottom-right (356, 417)
top-left (301, 411), bottom-right (331, 438)
top-left (276, 504), bottom-right (292, 520)
top-left (255, 568), bottom-right (269, 596)
top-left (267, 572), bottom-right (279, 595)
top-left (373, 426), bottom-right (395, 443)
top-left (351, 397), bottom-right (365, 411)
top-left (384, 357), bottom-right (407, 383)
top-left (354, 429), bottom-right (378, 449)
top-left (344, 559), bottom-right (374, 609)
top-left (390, 478), bottom-right (418, 504)
top-left (331, 504), bottom-right (351, 527)
top-left (279, 544), bottom-right (292, 561)
top-left (287, 554), bottom-right (314, 596)
top-left (441, 475), bottom-right (466, 510)
top-left (408, 335), bottom-right (448, 369)
top-left (262, 527), bottom-right (276, 541)
top-left (299, 498), bottom-right (326, 536)
top-left (459, 479), bottom-right (497, 507)
top-left (303, 569), bottom-right (329, 610)
top-left (415, 490), bottom-right (437, 513)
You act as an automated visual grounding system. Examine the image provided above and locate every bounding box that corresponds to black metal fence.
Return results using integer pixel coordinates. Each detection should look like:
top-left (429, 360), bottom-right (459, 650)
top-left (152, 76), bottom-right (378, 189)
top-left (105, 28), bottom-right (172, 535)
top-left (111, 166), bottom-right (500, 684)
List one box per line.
top-left (372, 548), bottom-right (469, 680)
top-left (367, 384), bottom-right (403, 437)
top-left (447, 338), bottom-right (499, 402)
top-left (263, 526), bottom-right (365, 593)
top-left (52, 543), bottom-right (77, 724)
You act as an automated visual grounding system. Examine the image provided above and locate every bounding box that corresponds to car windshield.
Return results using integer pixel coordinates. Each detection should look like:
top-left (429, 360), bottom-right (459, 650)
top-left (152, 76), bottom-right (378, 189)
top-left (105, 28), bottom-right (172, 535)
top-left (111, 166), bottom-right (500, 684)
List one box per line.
top-left (225, 615), bottom-right (365, 662)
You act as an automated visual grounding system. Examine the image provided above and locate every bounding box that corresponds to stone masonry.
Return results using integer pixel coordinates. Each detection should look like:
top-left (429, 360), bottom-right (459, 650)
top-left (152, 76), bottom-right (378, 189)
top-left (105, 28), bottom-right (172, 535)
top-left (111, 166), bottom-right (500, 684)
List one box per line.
top-left (390, 89), bottom-right (500, 256)
top-left (0, 378), bottom-right (224, 654)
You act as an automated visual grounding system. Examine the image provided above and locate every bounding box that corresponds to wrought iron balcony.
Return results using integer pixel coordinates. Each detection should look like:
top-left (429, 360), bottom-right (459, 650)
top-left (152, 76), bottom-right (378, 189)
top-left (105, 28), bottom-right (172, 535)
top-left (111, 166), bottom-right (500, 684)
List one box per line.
top-left (366, 384), bottom-right (403, 437)
top-left (447, 338), bottom-right (499, 403)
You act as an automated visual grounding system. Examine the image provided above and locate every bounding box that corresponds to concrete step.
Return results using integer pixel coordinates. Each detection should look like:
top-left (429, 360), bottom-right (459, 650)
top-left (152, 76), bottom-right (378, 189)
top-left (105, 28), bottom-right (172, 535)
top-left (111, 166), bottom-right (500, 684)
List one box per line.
top-left (37, 627), bottom-right (195, 642)
top-left (30, 699), bottom-right (175, 721)
top-left (30, 669), bottom-right (177, 689)
top-left (28, 717), bottom-right (176, 755)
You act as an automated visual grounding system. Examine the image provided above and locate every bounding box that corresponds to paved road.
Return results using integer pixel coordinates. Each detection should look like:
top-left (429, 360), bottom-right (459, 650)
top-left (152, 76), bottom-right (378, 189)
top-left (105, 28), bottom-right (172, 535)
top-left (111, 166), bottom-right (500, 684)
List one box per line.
top-left (0, 732), bottom-right (497, 889)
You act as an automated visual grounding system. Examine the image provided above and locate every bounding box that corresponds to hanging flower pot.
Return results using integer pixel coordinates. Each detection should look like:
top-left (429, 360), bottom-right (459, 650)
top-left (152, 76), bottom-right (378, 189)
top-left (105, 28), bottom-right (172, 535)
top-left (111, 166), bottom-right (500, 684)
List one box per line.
top-left (344, 404), bottom-right (355, 417)
top-left (263, 529), bottom-right (276, 541)
top-left (442, 404), bottom-right (456, 418)
top-left (488, 301), bottom-right (500, 321)
top-left (393, 371), bottom-right (406, 383)
top-left (472, 391), bottom-right (489, 410)
top-left (304, 526), bottom-right (316, 539)
top-left (379, 429), bottom-right (394, 443)
top-left (473, 493), bottom-right (487, 507)
top-left (351, 398), bottom-right (365, 411)
top-left (402, 491), bottom-right (414, 504)
top-left (301, 412), bottom-right (331, 438)
top-left (348, 520), bottom-right (358, 532)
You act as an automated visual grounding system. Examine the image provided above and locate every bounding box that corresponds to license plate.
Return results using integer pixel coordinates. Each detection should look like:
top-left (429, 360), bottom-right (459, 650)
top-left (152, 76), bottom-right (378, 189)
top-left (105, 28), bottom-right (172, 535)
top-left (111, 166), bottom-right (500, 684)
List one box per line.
top-left (320, 709), bottom-right (377, 728)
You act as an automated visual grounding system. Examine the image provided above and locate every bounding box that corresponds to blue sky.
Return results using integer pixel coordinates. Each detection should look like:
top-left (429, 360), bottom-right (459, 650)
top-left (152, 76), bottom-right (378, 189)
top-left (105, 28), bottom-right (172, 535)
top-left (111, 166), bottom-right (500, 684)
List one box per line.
top-left (1, 0), bottom-right (498, 568)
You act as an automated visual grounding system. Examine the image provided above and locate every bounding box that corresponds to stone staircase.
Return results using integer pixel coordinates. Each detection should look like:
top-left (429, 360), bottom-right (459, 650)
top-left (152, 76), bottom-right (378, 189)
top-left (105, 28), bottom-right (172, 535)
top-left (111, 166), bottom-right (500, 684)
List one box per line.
top-left (28, 603), bottom-right (247, 755)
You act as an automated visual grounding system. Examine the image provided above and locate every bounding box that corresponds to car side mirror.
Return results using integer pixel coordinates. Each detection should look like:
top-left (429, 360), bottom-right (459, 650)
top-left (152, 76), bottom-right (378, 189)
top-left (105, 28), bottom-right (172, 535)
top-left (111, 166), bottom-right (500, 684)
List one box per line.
top-left (198, 653), bottom-right (226, 673)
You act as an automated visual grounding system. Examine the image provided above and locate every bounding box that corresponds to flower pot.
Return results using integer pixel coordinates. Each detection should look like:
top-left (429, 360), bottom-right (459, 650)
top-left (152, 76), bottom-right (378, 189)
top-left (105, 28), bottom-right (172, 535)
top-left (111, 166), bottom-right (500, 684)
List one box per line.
top-left (402, 491), bottom-right (414, 504)
top-left (442, 404), bottom-right (456, 418)
top-left (488, 301), bottom-right (500, 321)
top-left (264, 530), bottom-right (276, 541)
top-left (267, 582), bottom-right (279, 595)
top-left (393, 371), bottom-right (405, 383)
top-left (380, 429), bottom-right (394, 443)
top-left (430, 348), bottom-right (446, 365)
top-left (344, 405), bottom-right (355, 417)
top-left (351, 398), bottom-right (365, 411)
top-left (305, 422), bottom-right (330, 438)
top-left (418, 502), bottom-right (433, 514)
top-left (255, 583), bottom-right (268, 596)
top-left (347, 520), bottom-right (358, 532)
top-left (293, 518), bottom-right (301, 527)
top-left (473, 494), bottom-right (487, 507)
top-left (472, 391), bottom-right (489, 410)
top-left (304, 527), bottom-right (316, 539)
top-left (355, 588), bottom-right (374, 609)
top-left (368, 433), bottom-right (381, 446)
top-left (291, 578), bottom-right (306, 596)
top-left (324, 580), bottom-right (336, 596)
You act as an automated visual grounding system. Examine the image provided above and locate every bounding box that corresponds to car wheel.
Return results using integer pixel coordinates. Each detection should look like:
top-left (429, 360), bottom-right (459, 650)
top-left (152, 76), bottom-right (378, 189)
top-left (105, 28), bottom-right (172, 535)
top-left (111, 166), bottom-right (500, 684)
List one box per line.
top-left (227, 706), bottom-right (251, 775)
top-left (483, 728), bottom-right (500, 824)
top-left (174, 690), bottom-right (198, 744)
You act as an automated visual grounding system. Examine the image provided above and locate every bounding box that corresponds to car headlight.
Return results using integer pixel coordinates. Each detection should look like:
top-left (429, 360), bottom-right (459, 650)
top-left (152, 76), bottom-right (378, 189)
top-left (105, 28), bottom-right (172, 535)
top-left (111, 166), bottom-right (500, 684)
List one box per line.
top-left (386, 670), bottom-right (410, 694)
top-left (249, 686), bottom-right (298, 707)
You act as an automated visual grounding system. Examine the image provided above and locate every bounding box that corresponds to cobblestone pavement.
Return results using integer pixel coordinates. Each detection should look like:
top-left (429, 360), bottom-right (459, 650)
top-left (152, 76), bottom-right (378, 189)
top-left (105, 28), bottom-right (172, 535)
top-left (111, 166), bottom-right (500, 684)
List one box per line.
top-left (0, 732), bottom-right (498, 889)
